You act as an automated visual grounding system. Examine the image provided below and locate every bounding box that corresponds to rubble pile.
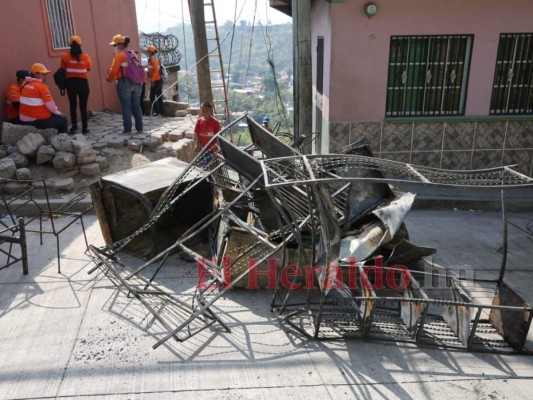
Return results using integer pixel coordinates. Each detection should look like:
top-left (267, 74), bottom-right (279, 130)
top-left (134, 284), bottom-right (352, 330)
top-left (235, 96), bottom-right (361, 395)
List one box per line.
top-left (0, 128), bottom-right (107, 180)
top-left (87, 115), bottom-right (533, 354)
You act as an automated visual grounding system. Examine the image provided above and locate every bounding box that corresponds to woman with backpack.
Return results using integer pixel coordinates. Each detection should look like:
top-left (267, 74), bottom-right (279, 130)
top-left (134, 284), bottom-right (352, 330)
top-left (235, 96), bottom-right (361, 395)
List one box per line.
top-left (106, 34), bottom-right (143, 133)
top-left (60, 35), bottom-right (92, 134)
top-left (146, 45), bottom-right (164, 116)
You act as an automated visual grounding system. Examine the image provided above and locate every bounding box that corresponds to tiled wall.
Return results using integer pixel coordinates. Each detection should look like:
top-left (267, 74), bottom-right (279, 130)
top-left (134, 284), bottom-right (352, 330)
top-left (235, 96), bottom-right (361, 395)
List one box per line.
top-left (329, 120), bottom-right (533, 177)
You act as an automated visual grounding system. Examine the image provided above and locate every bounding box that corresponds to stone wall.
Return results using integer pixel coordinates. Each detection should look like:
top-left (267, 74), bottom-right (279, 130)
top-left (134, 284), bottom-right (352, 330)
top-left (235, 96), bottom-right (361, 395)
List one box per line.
top-left (329, 119), bottom-right (533, 177)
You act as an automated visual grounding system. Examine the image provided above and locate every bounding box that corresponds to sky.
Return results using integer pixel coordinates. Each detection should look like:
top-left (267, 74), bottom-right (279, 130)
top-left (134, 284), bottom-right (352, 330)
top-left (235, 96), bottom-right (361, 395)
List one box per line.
top-left (135, 0), bottom-right (292, 33)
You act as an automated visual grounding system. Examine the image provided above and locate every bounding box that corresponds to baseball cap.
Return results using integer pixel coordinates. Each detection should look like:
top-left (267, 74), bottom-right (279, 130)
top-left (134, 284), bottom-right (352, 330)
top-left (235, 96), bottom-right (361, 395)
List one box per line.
top-left (16, 70), bottom-right (30, 79)
top-left (30, 63), bottom-right (51, 74)
top-left (70, 35), bottom-right (82, 45)
top-left (109, 34), bottom-right (126, 45)
top-left (146, 45), bottom-right (157, 53)
top-left (263, 116), bottom-right (270, 123)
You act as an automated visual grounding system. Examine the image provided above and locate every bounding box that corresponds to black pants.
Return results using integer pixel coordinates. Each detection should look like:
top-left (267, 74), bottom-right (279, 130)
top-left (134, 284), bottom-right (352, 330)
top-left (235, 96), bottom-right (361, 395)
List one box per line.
top-left (65, 78), bottom-right (90, 131)
top-left (22, 114), bottom-right (68, 133)
top-left (140, 83), bottom-right (146, 115)
top-left (149, 79), bottom-right (164, 115)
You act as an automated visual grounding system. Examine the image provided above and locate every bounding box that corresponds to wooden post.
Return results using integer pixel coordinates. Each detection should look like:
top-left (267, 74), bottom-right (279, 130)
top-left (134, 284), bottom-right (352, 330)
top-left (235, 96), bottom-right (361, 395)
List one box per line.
top-left (189, 0), bottom-right (213, 103)
top-left (292, 0), bottom-right (312, 149)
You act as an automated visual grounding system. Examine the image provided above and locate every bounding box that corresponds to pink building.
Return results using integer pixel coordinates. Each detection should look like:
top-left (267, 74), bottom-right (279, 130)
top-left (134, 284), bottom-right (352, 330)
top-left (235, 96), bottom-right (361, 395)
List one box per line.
top-left (1, 0), bottom-right (140, 132)
top-left (273, 0), bottom-right (533, 176)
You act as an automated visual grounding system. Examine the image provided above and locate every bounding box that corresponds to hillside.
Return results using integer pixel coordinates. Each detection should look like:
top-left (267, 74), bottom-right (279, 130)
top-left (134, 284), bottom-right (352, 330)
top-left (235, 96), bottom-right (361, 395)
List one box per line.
top-left (159, 21), bottom-right (294, 136)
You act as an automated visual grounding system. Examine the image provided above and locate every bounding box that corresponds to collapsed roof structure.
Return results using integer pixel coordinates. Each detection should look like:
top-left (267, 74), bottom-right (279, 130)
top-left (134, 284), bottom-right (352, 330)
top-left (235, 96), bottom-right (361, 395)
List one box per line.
top-left (89, 115), bottom-right (533, 353)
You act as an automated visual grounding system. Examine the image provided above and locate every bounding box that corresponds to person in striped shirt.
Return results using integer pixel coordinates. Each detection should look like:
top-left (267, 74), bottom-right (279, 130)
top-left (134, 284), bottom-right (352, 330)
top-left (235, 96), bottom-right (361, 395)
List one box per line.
top-left (19, 63), bottom-right (68, 134)
top-left (60, 35), bottom-right (92, 134)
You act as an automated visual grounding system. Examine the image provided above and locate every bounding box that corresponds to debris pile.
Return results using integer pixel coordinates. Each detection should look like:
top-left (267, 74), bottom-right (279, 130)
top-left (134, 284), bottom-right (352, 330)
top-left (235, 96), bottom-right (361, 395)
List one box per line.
top-left (88, 115), bottom-right (533, 353)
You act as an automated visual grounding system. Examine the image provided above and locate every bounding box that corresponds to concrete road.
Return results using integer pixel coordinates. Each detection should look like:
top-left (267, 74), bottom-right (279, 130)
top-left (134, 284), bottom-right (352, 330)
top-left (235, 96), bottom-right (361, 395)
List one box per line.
top-left (0, 210), bottom-right (532, 399)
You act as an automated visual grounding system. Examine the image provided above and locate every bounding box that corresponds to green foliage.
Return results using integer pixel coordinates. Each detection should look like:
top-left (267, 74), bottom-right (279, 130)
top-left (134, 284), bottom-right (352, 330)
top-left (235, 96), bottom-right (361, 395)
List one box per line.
top-left (163, 21), bottom-right (293, 133)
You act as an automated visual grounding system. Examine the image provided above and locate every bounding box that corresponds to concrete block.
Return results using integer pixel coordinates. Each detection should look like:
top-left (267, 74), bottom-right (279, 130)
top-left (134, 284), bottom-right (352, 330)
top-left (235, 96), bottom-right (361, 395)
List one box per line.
top-left (50, 133), bottom-right (74, 152)
top-left (79, 162), bottom-right (100, 176)
top-left (176, 110), bottom-right (188, 117)
top-left (176, 102), bottom-right (189, 110)
top-left (53, 151), bottom-right (77, 169)
top-left (15, 168), bottom-right (31, 180)
top-left (168, 131), bottom-right (184, 142)
top-left (143, 136), bottom-right (163, 150)
top-left (163, 100), bottom-right (179, 117)
top-left (95, 156), bottom-right (108, 171)
top-left (17, 133), bottom-right (45, 157)
top-left (8, 152), bottom-right (29, 168)
top-left (77, 152), bottom-right (97, 165)
top-left (36, 145), bottom-right (56, 165)
top-left (1, 122), bottom-right (56, 146)
top-left (0, 157), bottom-right (16, 179)
top-left (71, 140), bottom-right (93, 157)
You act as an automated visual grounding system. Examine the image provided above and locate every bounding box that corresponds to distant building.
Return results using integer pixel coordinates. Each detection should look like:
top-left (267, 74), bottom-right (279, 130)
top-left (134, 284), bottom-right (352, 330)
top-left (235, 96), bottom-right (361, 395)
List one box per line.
top-left (1, 0), bottom-right (140, 128)
top-left (271, 0), bottom-right (533, 176)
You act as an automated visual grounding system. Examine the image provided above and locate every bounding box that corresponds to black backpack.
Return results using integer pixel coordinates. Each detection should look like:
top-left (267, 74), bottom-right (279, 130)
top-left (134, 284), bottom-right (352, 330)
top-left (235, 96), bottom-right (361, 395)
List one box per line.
top-left (53, 68), bottom-right (66, 96)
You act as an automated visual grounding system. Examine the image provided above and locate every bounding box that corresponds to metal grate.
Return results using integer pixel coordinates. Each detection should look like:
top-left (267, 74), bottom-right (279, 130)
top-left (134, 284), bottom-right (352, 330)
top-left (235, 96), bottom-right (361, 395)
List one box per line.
top-left (386, 35), bottom-right (473, 117)
top-left (490, 33), bottom-right (533, 115)
top-left (45, 0), bottom-right (75, 50)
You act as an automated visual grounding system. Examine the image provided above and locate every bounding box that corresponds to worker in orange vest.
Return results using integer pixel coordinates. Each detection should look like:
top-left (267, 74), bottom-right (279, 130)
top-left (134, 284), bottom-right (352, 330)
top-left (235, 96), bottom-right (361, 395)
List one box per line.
top-left (146, 45), bottom-right (164, 116)
top-left (60, 35), bottom-right (92, 134)
top-left (107, 34), bottom-right (143, 134)
top-left (4, 70), bottom-right (30, 124)
top-left (19, 63), bottom-right (68, 133)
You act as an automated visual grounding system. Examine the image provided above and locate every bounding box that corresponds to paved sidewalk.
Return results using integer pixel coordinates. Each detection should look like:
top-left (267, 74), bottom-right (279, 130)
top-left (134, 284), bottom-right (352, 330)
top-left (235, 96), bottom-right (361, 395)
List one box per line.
top-left (0, 210), bottom-right (532, 399)
top-left (83, 111), bottom-right (197, 149)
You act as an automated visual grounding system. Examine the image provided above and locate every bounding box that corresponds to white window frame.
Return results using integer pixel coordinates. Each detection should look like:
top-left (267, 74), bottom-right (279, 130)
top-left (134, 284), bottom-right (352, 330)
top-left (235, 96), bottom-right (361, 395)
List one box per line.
top-left (45, 0), bottom-right (75, 50)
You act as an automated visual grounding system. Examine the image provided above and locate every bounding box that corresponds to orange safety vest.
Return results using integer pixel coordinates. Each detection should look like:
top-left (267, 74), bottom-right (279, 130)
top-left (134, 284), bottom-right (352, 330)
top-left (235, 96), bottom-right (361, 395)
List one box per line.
top-left (5, 82), bottom-right (21, 121)
top-left (19, 80), bottom-right (53, 120)
top-left (60, 52), bottom-right (92, 79)
top-left (107, 51), bottom-right (129, 81)
top-left (147, 57), bottom-right (161, 81)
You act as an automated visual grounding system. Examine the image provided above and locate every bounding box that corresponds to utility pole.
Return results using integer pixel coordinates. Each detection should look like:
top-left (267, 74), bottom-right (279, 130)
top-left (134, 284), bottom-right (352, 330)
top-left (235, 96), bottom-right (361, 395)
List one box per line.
top-left (292, 0), bottom-right (312, 148)
top-left (189, 0), bottom-right (213, 104)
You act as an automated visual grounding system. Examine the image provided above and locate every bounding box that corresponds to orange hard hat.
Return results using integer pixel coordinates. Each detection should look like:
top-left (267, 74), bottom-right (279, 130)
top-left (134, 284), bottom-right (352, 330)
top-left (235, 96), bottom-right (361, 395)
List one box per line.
top-left (146, 45), bottom-right (157, 53)
top-left (109, 34), bottom-right (126, 45)
top-left (30, 63), bottom-right (51, 74)
top-left (70, 35), bottom-right (82, 45)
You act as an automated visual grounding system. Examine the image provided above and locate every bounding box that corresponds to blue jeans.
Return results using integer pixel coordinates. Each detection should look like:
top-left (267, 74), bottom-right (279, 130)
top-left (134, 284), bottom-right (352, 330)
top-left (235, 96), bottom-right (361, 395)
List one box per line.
top-left (116, 78), bottom-right (143, 132)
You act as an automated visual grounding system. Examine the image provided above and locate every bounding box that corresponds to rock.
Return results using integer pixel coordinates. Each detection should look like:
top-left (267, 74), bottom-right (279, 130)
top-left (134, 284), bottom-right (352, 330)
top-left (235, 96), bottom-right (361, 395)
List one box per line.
top-left (36, 145), bottom-right (56, 165)
top-left (79, 163), bottom-right (100, 176)
top-left (50, 133), bottom-right (74, 152)
top-left (0, 157), bottom-right (17, 179)
top-left (189, 107), bottom-right (200, 116)
top-left (175, 110), bottom-right (188, 117)
top-left (143, 136), bottom-right (163, 150)
top-left (176, 102), bottom-right (189, 111)
top-left (96, 156), bottom-right (108, 171)
top-left (16, 168), bottom-right (31, 180)
top-left (71, 140), bottom-right (93, 157)
top-left (163, 100), bottom-right (179, 117)
top-left (127, 139), bottom-right (143, 152)
top-left (1, 122), bottom-right (56, 146)
top-left (0, 146), bottom-right (8, 159)
top-left (88, 110), bottom-right (97, 117)
top-left (173, 138), bottom-right (195, 163)
top-left (71, 133), bottom-right (88, 142)
top-left (168, 131), bottom-right (184, 142)
top-left (53, 151), bottom-right (77, 169)
top-left (184, 132), bottom-right (196, 140)
top-left (17, 132), bottom-right (45, 157)
top-left (6, 145), bottom-right (17, 155)
top-left (155, 145), bottom-right (178, 158)
top-left (77, 152), bottom-right (97, 165)
top-left (47, 177), bottom-right (74, 191)
top-left (8, 152), bottom-right (29, 168)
